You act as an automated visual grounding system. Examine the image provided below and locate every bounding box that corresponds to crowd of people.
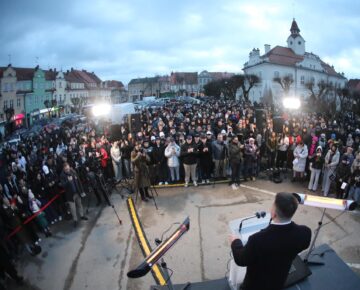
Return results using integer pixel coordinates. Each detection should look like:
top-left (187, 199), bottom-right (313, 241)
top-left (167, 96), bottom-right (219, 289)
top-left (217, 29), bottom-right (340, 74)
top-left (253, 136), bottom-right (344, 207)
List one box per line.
top-left (0, 98), bottom-right (359, 288)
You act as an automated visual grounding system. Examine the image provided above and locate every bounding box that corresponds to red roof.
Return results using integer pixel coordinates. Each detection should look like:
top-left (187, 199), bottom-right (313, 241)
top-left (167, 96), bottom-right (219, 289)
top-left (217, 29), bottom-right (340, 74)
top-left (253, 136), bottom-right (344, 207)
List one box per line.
top-left (65, 69), bottom-right (102, 87)
top-left (104, 80), bottom-right (124, 88)
top-left (170, 72), bottom-right (198, 85)
top-left (14, 68), bottom-right (35, 80)
top-left (265, 46), bottom-right (304, 66)
top-left (348, 79), bottom-right (360, 91)
top-left (262, 46), bottom-right (344, 78)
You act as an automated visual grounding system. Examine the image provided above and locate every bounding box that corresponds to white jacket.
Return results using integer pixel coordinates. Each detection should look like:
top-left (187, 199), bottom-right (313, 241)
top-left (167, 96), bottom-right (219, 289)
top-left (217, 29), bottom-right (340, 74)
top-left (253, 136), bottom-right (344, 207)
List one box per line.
top-left (165, 143), bottom-right (180, 167)
top-left (293, 144), bottom-right (308, 172)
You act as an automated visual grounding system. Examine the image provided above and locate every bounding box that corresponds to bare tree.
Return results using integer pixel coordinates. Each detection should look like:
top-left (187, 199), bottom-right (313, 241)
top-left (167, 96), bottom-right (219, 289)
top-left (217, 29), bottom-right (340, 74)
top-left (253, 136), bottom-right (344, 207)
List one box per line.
top-left (336, 87), bottom-right (350, 111)
top-left (240, 74), bottom-right (260, 102)
top-left (273, 75), bottom-right (294, 94)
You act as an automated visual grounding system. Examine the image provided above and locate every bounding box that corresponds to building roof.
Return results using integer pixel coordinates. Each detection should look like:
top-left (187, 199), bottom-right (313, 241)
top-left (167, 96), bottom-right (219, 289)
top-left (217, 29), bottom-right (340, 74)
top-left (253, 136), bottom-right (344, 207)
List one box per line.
top-left (128, 76), bottom-right (160, 85)
top-left (14, 68), bottom-right (36, 80)
top-left (209, 72), bottom-right (235, 80)
top-left (259, 46), bottom-right (345, 78)
top-left (290, 18), bottom-right (301, 36)
top-left (45, 69), bottom-right (57, 81)
top-left (104, 80), bottom-right (124, 88)
top-left (348, 79), bottom-right (360, 91)
top-left (65, 68), bottom-right (102, 85)
top-left (170, 72), bottom-right (198, 85)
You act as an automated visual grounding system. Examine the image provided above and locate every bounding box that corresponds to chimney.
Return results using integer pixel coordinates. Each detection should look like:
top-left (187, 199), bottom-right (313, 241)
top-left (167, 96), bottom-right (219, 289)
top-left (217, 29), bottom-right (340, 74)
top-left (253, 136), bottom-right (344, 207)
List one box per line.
top-left (264, 44), bottom-right (271, 54)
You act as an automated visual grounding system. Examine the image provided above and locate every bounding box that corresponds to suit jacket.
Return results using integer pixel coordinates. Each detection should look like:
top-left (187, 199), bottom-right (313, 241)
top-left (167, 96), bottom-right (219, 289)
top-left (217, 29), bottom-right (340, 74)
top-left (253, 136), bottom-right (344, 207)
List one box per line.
top-left (231, 222), bottom-right (311, 290)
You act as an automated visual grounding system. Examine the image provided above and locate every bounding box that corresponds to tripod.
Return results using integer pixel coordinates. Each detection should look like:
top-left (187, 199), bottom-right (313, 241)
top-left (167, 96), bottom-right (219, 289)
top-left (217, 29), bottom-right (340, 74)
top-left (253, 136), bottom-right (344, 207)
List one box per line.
top-left (96, 170), bottom-right (123, 225)
top-left (134, 166), bottom-right (159, 210)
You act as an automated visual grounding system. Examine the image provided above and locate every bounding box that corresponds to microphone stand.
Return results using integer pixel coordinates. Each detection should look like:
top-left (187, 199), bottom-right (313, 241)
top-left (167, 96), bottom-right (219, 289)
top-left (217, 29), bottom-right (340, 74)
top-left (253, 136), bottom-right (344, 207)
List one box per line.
top-left (303, 208), bottom-right (326, 265)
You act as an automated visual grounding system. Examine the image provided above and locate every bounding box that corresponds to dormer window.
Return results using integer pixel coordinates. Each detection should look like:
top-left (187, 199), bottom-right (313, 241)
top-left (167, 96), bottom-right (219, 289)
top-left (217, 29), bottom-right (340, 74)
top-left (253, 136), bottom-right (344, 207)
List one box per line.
top-left (290, 41), bottom-right (293, 45)
top-left (298, 41), bottom-right (301, 45)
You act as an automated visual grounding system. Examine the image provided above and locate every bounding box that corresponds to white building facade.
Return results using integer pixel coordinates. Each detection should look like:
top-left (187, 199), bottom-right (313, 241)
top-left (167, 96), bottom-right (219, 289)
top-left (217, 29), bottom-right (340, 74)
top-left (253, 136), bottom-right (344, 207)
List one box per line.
top-left (242, 19), bottom-right (347, 103)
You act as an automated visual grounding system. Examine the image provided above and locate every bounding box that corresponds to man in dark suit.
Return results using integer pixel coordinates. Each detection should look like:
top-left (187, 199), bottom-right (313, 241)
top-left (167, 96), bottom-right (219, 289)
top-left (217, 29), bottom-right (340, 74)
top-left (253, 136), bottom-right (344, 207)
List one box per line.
top-left (230, 192), bottom-right (311, 290)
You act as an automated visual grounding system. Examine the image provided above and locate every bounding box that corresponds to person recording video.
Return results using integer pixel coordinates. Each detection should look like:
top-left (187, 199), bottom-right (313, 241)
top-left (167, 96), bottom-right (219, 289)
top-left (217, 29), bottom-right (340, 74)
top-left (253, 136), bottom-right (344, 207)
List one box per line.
top-left (131, 142), bottom-right (153, 202)
top-left (229, 192), bottom-right (311, 290)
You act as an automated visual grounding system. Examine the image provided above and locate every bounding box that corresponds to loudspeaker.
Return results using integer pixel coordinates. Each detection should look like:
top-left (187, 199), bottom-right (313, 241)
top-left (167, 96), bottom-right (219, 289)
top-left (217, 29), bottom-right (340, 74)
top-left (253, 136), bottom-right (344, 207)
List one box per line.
top-left (129, 113), bottom-right (142, 133)
top-left (273, 116), bottom-right (284, 134)
top-left (255, 109), bottom-right (267, 131)
top-left (110, 124), bottom-right (122, 141)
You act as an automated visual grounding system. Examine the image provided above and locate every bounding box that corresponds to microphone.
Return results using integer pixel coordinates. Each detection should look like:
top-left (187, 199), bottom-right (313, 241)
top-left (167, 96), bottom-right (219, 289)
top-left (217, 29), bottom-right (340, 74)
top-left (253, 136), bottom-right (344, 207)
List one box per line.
top-left (239, 211), bottom-right (266, 232)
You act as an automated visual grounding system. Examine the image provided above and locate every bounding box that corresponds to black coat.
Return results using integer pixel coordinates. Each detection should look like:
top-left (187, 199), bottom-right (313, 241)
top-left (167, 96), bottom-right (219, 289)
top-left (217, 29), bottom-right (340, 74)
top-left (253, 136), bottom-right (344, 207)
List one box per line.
top-left (180, 142), bottom-right (198, 165)
top-left (231, 222), bottom-right (311, 290)
top-left (60, 169), bottom-right (84, 202)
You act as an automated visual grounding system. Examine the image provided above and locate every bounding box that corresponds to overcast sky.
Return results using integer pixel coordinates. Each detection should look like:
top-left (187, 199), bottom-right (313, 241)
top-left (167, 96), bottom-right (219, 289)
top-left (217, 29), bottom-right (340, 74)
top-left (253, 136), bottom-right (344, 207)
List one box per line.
top-left (0, 0), bottom-right (359, 85)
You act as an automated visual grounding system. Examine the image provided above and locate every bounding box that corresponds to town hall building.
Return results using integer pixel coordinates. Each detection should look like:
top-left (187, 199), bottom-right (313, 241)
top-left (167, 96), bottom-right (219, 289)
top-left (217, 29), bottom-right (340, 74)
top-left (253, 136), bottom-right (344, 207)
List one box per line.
top-left (242, 19), bottom-right (347, 103)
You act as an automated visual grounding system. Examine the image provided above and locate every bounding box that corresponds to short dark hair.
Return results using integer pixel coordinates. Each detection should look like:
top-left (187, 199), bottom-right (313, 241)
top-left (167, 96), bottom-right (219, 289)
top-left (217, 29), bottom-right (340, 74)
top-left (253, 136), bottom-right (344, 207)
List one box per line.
top-left (275, 192), bottom-right (298, 221)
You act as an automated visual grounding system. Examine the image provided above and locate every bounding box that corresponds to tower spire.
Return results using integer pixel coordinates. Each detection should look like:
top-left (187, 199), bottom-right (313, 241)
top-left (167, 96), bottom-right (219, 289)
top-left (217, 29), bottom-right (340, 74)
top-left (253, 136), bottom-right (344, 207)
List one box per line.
top-left (290, 18), bottom-right (300, 35)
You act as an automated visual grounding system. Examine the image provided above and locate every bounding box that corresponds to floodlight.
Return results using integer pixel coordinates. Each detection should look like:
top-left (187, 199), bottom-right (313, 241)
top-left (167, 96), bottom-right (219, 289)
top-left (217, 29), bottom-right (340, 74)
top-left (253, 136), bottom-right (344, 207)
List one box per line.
top-left (92, 103), bottom-right (111, 117)
top-left (283, 97), bottom-right (301, 110)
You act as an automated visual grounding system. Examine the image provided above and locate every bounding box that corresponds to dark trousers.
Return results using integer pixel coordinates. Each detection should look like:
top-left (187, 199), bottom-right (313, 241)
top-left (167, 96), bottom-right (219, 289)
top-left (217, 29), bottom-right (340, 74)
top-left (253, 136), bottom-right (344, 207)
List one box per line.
top-left (230, 161), bottom-right (241, 185)
top-left (267, 151), bottom-right (276, 169)
top-left (276, 150), bottom-right (287, 168)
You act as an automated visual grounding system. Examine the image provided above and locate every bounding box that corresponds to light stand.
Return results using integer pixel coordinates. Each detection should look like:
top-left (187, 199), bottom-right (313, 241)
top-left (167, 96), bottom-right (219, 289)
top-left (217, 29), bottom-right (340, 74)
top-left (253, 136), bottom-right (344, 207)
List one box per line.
top-left (292, 193), bottom-right (357, 265)
top-left (303, 208), bottom-right (326, 265)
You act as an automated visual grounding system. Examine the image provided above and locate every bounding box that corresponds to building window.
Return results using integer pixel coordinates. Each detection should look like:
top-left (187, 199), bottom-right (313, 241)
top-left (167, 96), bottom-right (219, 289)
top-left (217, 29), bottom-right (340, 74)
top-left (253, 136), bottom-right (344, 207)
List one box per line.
top-left (274, 71), bottom-right (279, 78)
top-left (17, 98), bottom-right (20, 107)
top-left (310, 77), bottom-right (315, 83)
top-left (9, 100), bottom-right (13, 108)
top-left (4, 100), bottom-right (8, 108)
top-left (300, 76), bottom-right (305, 85)
top-left (290, 41), bottom-right (293, 45)
top-left (0, 114), bottom-right (3, 119)
top-left (298, 41), bottom-right (301, 45)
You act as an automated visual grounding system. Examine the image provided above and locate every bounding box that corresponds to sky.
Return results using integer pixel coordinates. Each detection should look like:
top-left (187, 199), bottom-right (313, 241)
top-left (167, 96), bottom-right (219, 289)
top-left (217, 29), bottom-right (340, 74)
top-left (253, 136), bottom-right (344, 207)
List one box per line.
top-left (0, 0), bottom-right (359, 85)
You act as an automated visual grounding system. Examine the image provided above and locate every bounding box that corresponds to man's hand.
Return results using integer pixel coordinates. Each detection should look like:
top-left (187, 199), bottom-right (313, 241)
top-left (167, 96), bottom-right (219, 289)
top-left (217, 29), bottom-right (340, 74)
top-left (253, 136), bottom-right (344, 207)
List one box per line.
top-left (229, 234), bottom-right (239, 244)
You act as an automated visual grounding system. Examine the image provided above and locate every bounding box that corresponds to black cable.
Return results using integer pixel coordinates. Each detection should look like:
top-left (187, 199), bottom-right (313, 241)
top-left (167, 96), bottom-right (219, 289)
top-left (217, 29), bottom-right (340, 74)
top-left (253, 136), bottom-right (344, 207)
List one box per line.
top-left (160, 263), bottom-right (174, 290)
top-left (159, 222), bottom-right (180, 243)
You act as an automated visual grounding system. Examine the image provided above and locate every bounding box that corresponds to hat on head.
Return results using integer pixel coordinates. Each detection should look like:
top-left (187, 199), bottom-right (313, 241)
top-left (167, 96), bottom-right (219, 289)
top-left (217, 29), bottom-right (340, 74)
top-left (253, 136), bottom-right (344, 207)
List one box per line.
top-left (28, 189), bottom-right (35, 200)
top-left (221, 129), bottom-right (227, 134)
top-left (194, 133), bottom-right (200, 137)
top-left (186, 135), bottom-right (193, 140)
top-left (206, 131), bottom-right (212, 135)
top-left (316, 146), bottom-right (323, 152)
top-left (159, 132), bottom-right (165, 137)
top-left (150, 136), bottom-right (156, 141)
top-left (42, 165), bottom-right (49, 175)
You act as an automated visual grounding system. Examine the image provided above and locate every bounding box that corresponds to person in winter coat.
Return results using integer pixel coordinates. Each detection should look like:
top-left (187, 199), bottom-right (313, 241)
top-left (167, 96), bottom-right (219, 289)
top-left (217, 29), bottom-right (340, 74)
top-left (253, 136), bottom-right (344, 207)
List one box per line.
top-left (348, 167), bottom-right (360, 204)
top-left (198, 134), bottom-right (213, 184)
top-left (308, 146), bottom-right (324, 191)
top-left (322, 144), bottom-right (340, 197)
top-left (131, 142), bottom-right (152, 201)
top-left (60, 162), bottom-right (88, 227)
top-left (266, 131), bottom-right (277, 169)
top-left (335, 155), bottom-right (351, 199)
top-left (164, 137), bottom-right (181, 183)
top-left (28, 189), bottom-right (52, 237)
top-left (211, 133), bottom-right (227, 179)
top-left (110, 141), bottom-right (122, 183)
top-left (244, 138), bottom-right (259, 181)
top-left (351, 152), bottom-right (360, 173)
top-left (181, 135), bottom-right (198, 187)
top-left (292, 140), bottom-right (308, 181)
top-left (228, 136), bottom-right (243, 189)
top-left (152, 137), bottom-right (168, 185)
